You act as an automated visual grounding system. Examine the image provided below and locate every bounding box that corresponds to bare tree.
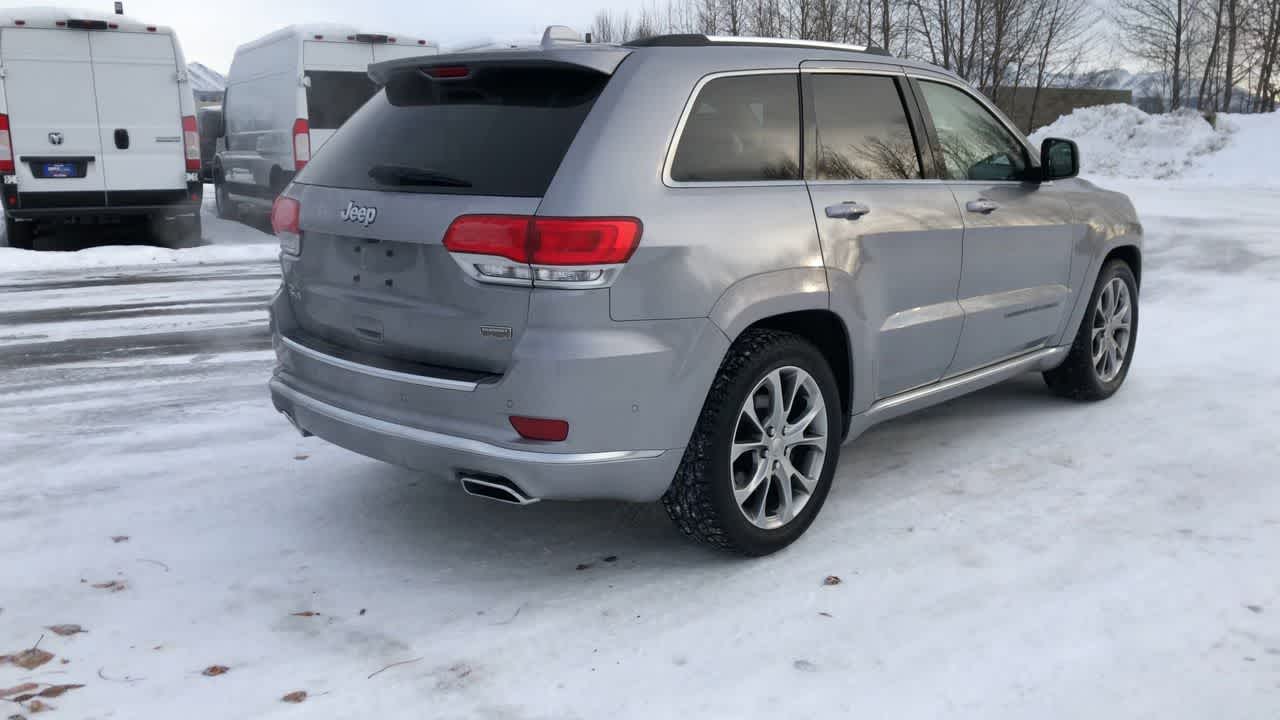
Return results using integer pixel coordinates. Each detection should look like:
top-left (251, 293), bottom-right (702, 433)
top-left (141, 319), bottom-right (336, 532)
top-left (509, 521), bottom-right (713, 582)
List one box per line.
top-left (1114, 0), bottom-right (1196, 109)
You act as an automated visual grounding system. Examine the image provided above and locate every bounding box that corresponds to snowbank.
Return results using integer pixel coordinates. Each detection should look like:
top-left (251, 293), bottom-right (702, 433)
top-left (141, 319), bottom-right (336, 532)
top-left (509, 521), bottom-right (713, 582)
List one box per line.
top-left (1030, 104), bottom-right (1280, 187)
top-left (1030, 104), bottom-right (1228, 179)
top-left (0, 243), bottom-right (278, 274)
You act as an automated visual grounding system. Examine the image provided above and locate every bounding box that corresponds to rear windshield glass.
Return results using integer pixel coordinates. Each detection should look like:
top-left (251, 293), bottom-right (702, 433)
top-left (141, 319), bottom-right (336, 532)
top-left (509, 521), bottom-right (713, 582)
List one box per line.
top-left (305, 71), bottom-right (379, 130)
top-left (296, 66), bottom-right (609, 197)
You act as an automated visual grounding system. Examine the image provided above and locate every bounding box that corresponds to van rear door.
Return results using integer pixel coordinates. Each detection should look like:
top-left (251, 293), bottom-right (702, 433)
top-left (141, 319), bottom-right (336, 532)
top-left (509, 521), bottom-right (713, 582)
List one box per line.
top-left (302, 41), bottom-right (380, 152)
top-left (0, 28), bottom-right (107, 196)
top-left (88, 31), bottom-right (185, 192)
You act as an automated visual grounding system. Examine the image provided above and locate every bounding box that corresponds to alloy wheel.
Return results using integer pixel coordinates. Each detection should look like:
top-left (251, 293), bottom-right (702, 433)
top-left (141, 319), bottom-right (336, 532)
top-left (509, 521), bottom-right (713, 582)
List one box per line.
top-left (729, 366), bottom-right (829, 530)
top-left (1092, 277), bottom-right (1132, 382)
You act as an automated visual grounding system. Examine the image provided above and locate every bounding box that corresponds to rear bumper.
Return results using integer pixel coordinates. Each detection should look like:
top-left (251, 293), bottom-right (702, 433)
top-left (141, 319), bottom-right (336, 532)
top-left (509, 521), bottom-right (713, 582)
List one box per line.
top-left (270, 377), bottom-right (681, 502)
top-left (267, 286), bottom-right (729, 502)
top-left (3, 181), bottom-right (203, 219)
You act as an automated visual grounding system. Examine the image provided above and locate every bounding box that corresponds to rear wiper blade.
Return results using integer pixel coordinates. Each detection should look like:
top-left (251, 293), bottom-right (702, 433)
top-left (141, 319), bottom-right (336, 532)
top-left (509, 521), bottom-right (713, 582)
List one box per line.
top-left (368, 165), bottom-right (472, 188)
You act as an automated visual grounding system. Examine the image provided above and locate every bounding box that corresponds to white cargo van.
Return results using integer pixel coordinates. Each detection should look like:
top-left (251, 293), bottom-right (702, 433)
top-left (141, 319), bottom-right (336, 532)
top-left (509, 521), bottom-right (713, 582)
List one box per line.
top-left (0, 8), bottom-right (202, 249)
top-left (213, 25), bottom-right (437, 220)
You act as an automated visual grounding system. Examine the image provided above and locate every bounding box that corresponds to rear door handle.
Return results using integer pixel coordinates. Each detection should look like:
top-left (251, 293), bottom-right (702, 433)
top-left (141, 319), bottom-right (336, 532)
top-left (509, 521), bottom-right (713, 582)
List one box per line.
top-left (825, 201), bottom-right (871, 220)
top-left (966, 198), bottom-right (999, 214)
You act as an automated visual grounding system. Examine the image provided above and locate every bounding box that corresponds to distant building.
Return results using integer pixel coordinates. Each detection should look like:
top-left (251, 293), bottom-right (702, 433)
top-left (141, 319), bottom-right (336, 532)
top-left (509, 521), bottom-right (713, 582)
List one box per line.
top-left (993, 87), bottom-right (1134, 133)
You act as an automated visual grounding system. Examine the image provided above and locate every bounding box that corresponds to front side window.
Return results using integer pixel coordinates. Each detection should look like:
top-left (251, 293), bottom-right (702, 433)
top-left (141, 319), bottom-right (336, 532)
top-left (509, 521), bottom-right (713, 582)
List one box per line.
top-left (810, 74), bottom-right (922, 180)
top-left (670, 74), bottom-right (801, 182)
top-left (918, 81), bottom-right (1028, 182)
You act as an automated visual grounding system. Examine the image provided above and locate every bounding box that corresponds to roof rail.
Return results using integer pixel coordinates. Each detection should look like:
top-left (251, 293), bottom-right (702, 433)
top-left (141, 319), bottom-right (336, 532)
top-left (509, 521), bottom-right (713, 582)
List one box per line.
top-left (624, 34), bottom-right (891, 56)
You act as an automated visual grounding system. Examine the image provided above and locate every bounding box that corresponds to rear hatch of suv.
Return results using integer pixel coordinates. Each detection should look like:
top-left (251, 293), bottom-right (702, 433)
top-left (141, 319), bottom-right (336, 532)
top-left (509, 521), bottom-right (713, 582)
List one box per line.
top-left (282, 52), bottom-right (626, 375)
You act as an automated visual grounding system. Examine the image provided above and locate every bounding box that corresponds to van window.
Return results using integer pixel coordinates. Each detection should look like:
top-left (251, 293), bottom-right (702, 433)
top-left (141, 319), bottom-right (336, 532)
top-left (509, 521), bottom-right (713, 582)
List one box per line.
top-left (297, 65), bottom-right (608, 197)
top-left (810, 74), bottom-right (922, 180)
top-left (305, 71), bottom-right (378, 130)
top-left (670, 74), bottom-right (801, 182)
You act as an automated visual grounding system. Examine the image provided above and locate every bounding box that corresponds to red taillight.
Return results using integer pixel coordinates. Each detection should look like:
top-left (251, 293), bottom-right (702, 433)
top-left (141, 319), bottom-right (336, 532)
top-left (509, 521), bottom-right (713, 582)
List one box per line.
top-left (271, 196), bottom-right (300, 235)
top-left (181, 115), bottom-right (200, 171)
top-left (291, 118), bottom-right (310, 171)
top-left (443, 215), bottom-right (531, 262)
top-left (0, 114), bottom-right (13, 174)
top-left (510, 416), bottom-right (569, 442)
top-left (443, 216), bottom-right (642, 266)
top-left (531, 218), bottom-right (642, 265)
top-left (425, 66), bottom-right (470, 79)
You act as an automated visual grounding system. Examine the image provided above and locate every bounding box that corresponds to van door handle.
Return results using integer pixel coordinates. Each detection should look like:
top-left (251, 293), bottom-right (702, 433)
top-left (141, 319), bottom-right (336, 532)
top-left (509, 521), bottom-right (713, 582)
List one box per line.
top-left (114, 129), bottom-right (130, 150)
top-left (825, 201), bottom-right (871, 220)
top-left (966, 198), bottom-right (999, 214)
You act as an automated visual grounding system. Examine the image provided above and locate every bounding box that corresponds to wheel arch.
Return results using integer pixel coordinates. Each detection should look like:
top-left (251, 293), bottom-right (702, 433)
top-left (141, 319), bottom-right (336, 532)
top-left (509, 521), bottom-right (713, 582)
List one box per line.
top-left (1104, 244), bottom-right (1142, 288)
top-left (744, 309), bottom-right (854, 437)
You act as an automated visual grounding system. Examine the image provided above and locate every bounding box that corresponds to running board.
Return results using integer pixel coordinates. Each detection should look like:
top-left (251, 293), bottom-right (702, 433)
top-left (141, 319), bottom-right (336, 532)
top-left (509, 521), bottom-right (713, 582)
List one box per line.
top-left (843, 346), bottom-right (1069, 444)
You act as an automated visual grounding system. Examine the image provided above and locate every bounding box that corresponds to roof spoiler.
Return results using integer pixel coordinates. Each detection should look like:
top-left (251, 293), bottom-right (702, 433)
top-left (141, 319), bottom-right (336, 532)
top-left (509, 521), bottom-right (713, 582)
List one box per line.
top-left (369, 45), bottom-right (631, 85)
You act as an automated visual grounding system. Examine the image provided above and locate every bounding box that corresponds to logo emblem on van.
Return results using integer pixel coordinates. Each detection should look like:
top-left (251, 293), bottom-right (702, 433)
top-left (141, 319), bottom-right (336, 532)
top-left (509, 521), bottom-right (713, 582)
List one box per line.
top-left (48, 132), bottom-right (64, 146)
top-left (340, 201), bottom-right (378, 227)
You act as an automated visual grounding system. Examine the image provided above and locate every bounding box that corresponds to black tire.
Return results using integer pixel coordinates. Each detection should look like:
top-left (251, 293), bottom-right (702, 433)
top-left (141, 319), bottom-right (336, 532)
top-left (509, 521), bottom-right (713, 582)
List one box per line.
top-left (4, 215), bottom-right (35, 250)
top-left (1043, 259), bottom-right (1139, 401)
top-left (663, 328), bottom-right (843, 556)
top-left (214, 175), bottom-right (236, 221)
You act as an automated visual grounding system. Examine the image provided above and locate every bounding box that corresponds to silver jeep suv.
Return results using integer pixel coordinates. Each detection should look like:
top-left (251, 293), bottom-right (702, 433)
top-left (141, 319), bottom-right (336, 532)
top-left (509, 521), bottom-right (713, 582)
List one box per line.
top-left (268, 31), bottom-right (1142, 555)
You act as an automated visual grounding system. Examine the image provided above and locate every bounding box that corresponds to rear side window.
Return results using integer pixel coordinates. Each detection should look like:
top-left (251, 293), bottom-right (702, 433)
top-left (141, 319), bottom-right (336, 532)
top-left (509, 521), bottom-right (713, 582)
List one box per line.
top-left (810, 74), bottom-right (922, 180)
top-left (670, 74), bottom-right (801, 182)
top-left (305, 71), bottom-right (378, 130)
top-left (297, 66), bottom-right (608, 197)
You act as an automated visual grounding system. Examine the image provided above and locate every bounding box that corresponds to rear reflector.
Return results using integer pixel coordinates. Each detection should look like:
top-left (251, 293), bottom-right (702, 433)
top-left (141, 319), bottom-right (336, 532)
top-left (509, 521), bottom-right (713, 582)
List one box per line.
top-left (510, 416), bottom-right (569, 442)
top-left (291, 118), bottom-right (310, 171)
top-left (443, 216), bottom-right (641, 266)
top-left (181, 115), bottom-right (200, 171)
top-left (0, 114), bottom-right (13, 174)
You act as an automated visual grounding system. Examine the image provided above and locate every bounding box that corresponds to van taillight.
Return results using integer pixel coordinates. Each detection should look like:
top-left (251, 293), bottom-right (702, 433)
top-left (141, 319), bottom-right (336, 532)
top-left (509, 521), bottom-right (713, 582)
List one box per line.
top-left (181, 115), bottom-right (200, 171)
top-left (292, 119), bottom-right (310, 171)
top-left (0, 114), bottom-right (13, 174)
top-left (443, 215), bottom-right (642, 287)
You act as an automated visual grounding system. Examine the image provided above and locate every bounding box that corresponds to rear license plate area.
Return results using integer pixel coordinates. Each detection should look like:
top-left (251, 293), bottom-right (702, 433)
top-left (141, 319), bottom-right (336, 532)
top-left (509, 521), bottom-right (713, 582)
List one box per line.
top-left (32, 162), bottom-right (87, 179)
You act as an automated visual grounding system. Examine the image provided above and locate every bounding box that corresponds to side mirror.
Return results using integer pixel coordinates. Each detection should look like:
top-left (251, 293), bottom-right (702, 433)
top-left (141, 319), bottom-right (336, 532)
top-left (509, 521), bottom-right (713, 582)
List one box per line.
top-left (1039, 137), bottom-right (1079, 181)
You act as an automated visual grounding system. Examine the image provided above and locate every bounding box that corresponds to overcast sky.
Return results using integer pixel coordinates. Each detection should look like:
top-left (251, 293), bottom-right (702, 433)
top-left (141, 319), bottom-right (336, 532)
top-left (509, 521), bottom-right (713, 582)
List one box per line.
top-left (0, 0), bottom-right (614, 70)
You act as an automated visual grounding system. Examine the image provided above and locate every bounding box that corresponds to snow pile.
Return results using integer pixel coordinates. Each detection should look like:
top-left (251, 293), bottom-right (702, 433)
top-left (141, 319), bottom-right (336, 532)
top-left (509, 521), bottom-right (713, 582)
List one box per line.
top-left (1180, 112), bottom-right (1280, 189)
top-left (1030, 104), bottom-right (1230, 180)
top-left (0, 243), bottom-right (277, 274)
top-left (187, 62), bottom-right (226, 93)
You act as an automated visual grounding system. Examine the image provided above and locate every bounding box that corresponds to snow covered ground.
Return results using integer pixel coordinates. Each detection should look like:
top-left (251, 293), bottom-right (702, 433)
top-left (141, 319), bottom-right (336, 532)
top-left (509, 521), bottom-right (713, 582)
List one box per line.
top-left (2, 112), bottom-right (1279, 718)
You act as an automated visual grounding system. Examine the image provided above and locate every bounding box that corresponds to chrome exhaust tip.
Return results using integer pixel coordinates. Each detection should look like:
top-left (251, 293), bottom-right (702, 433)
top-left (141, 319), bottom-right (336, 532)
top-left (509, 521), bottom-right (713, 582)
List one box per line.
top-left (460, 474), bottom-right (539, 505)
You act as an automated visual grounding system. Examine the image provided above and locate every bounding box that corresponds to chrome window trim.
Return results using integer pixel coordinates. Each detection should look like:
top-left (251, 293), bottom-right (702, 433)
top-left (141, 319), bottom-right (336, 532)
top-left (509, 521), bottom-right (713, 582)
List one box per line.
top-left (281, 336), bottom-right (481, 392)
top-left (662, 69), bottom-right (804, 189)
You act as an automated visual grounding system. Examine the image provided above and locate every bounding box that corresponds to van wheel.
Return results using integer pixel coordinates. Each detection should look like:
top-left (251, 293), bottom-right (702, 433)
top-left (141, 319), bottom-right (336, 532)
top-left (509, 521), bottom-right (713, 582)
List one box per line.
top-left (214, 177), bottom-right (236, 220)
top-left (662, 329), bottom-right (842, 556)
top-left (4, 216), bottom-right (35, 250)
top-left (1043, 259), bottom-right (1139, 400)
